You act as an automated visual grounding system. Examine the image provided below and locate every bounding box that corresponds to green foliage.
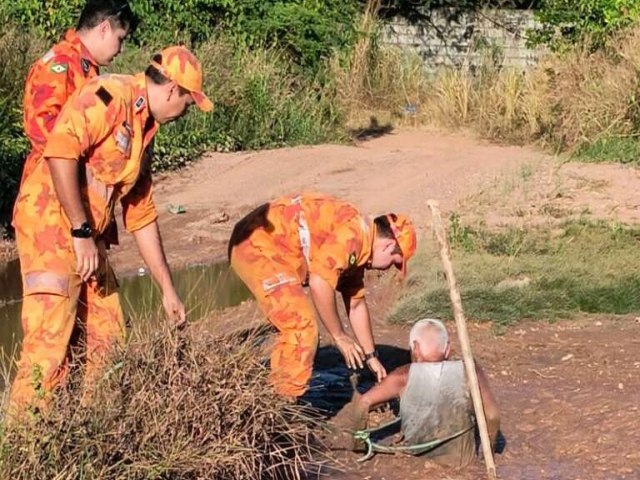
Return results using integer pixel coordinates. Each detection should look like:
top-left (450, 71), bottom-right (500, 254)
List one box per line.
top-left (0, 29), bottom-right (45, 231)
top-left (448, 212), bottom-right (475, 253)
top-left (147, 39), bottom-right (345, 172)
top-left (0, 0), bottom-right (82, 40)
top-left (3, 0), bottom-right (360, 72)
top-left (243, 0), bottom-right (359, 71)
top-left (530, 0), bottom-right (640, 51)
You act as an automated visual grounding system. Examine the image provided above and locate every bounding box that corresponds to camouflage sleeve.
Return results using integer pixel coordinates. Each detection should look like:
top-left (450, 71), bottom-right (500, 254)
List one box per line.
top-left (23, 54), bottom-right (77, 147)
top-left (43, 83), bottom-right (120, 161)
top-left (309, 219), bottom-right (365, 290)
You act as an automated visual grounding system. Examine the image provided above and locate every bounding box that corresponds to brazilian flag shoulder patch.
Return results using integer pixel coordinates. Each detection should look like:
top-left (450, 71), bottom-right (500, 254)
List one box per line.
top-left (50, 62), bottom-right (68, 74)
top-left (349, 252), bottom-right (357, 266)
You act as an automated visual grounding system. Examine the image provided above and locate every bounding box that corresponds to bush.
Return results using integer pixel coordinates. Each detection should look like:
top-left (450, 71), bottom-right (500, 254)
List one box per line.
top-left (0, 327), bottom-right (321, 479)
top-left (111, 39), bottom-right (345, 173)
top-left (530, 0), bottom-right (640, 52)
top-left (574, 137), bottom-right (640, 165)
top-left (0, 28), bottom-right (46, 231)
top-left (3, 0), bottom-right (361, 72)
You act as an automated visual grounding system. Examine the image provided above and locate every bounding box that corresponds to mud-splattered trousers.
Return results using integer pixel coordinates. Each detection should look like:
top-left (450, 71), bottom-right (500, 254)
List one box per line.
top-left (230, 193), bottom-right (373, 397)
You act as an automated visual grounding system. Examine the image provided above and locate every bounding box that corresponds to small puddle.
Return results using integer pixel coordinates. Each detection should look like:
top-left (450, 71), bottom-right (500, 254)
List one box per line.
top-left (0, 259), bottom-right (251, 382)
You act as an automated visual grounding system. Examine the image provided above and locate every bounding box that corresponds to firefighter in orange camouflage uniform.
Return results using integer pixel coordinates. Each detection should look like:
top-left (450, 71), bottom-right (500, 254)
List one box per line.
top-left (9, 46), bottom-right (213, 415)
top-left (228, 193), bottom-right (417, 398)
top-left (21, 0), bottom-right (136, 184)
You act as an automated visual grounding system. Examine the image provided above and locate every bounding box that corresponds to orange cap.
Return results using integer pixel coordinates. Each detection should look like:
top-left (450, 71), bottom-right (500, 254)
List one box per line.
top-left (150, 46), bottom-right (213, 112)
top-left (387, 214), bottom-right (417, 277)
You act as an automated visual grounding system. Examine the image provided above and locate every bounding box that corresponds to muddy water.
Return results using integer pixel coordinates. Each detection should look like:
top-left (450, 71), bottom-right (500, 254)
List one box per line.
top-left (0, 259), bottom-right (250, 372)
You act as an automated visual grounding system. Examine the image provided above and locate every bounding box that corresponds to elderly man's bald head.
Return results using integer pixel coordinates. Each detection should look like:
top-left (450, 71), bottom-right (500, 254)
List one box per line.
top-left (408, 318), bottom-right (450, 362)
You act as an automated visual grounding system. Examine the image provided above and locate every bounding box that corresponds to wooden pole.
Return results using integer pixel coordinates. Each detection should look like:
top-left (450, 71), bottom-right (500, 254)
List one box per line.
top-left (427, 200), bottom-right (497, 480)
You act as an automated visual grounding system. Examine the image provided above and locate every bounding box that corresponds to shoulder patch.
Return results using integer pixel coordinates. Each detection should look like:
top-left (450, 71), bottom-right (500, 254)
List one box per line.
top-left (349, 252), bottom-right (357, 266)
top-left (96, 86), bottom-right (113, 106)
top-left (50, 62), bottom-right (68, 74)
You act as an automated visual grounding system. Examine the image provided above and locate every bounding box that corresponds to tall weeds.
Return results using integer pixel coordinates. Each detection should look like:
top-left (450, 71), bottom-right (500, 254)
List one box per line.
top-left (336, 12), bottom-right (640, 158)
top-left (0, 326), bottom-right (321, 479)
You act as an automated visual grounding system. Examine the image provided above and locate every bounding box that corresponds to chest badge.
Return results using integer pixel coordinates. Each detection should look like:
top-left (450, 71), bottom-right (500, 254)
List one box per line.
top-left (115, 129), bottom-right (131, 153)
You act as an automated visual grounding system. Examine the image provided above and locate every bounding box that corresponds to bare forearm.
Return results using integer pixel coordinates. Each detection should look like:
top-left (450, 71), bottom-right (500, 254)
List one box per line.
top-left (309, 273), bottom-right (345, 339)
top-left (348, 299), bottom-right (375, 354)
top-left (132, 221), bottom-right (174, 292)
top-left (48, 158), bottom-right (87, 228)
top-left (360, 366), bottom-right (409, 410)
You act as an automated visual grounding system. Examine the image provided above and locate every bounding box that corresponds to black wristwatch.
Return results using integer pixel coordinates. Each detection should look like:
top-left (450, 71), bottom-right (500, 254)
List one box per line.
top-left (364, 350), bottom-right (379, 362)
top-left (70, 221), bottom-right (93, 239)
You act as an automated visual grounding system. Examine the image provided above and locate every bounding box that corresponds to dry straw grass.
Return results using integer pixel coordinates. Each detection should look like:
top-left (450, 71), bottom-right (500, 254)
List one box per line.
top-left (538, 27), bottom-right (640, 150)
top-left (336, 13), bottom-right (640, 153)
top-left (0, 326), bottom-right (321, 479)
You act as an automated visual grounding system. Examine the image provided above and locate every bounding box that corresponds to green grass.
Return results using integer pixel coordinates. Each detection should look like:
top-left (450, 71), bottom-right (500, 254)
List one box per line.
top-left (390, 218), bottom-right (640, 327)
top-left (574, 137), bottom-right (640, 165)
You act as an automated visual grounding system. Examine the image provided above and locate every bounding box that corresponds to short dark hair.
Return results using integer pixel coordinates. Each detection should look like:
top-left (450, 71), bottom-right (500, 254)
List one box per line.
top-left (374, 214), bottom-right (403, 254)
top-left (145, 54), bottom-right (190, 96)
top-left (77, 0), bottom-right (138, 33)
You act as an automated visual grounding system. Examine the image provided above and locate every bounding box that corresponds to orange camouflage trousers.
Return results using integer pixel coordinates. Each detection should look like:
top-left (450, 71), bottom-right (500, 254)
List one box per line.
top-left (8, 275), bottom-right (124, 414)
top-left (230, 232), bottom-right (318, 398)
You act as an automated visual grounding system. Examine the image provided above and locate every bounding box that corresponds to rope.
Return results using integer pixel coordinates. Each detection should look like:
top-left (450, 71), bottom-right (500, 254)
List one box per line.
top-left (352, 418), bottom-right (474, 463)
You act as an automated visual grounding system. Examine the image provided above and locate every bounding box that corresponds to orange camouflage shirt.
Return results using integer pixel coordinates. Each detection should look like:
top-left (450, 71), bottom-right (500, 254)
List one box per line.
top-left (267, 193), bottom-right (373, 299)
top-left (13, 73), bottom-right (158, 292)
top-left (21, 29), bottom-right (99, 182)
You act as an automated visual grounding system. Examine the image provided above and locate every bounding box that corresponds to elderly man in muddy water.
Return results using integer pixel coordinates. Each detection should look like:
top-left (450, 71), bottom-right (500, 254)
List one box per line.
top-left (334, 318), bottom-right (501, 468)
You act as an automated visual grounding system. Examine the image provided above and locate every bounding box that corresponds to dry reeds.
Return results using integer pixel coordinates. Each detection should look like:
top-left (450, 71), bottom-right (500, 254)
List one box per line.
top-left (0, 326), bottom-right (321, 479)
top-left (336, 12), bottom-right (640, 155)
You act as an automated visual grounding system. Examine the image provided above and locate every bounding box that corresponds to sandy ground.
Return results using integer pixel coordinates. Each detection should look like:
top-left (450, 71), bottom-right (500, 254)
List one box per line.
top-left (4, 128), bottom-right (640, 479)
top-left (108, 129), bottom-right (545, 272)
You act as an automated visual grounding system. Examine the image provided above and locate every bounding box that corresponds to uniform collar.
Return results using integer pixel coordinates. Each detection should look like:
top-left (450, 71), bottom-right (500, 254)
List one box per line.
top-left (64, 29), bottom-right (99, 70)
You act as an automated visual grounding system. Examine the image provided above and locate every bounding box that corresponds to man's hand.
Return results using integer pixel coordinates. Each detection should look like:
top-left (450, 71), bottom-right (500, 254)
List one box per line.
top-left (366, 357), bottom-right (387, 382)
top-left (162, 288), bottom-right (186, 327)
top-left (73, 237), bottom-right (99, 282)
top-left (335, 335), bottom-right (365, 370)
top-left (132, 221), bottom-right (185, 327)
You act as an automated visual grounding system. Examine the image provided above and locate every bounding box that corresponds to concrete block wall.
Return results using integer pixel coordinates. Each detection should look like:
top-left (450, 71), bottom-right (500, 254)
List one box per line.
top-left (382, 8), bottom-right (541, 70)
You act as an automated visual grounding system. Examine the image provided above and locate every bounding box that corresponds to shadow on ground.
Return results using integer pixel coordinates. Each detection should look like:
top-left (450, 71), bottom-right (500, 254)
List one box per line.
top-left (349, 117), bottom-right (394, 142)
top-left (301, 344), bottom-right (410, 416)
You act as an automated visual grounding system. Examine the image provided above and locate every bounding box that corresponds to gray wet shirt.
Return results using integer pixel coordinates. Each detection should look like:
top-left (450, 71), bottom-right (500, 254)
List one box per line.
top-left (399, 360), bottom-right (476, 467)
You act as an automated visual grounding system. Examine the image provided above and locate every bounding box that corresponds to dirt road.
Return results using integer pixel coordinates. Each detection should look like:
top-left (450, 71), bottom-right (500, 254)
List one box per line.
top-left (109, 129), bottom-right (543, 271)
